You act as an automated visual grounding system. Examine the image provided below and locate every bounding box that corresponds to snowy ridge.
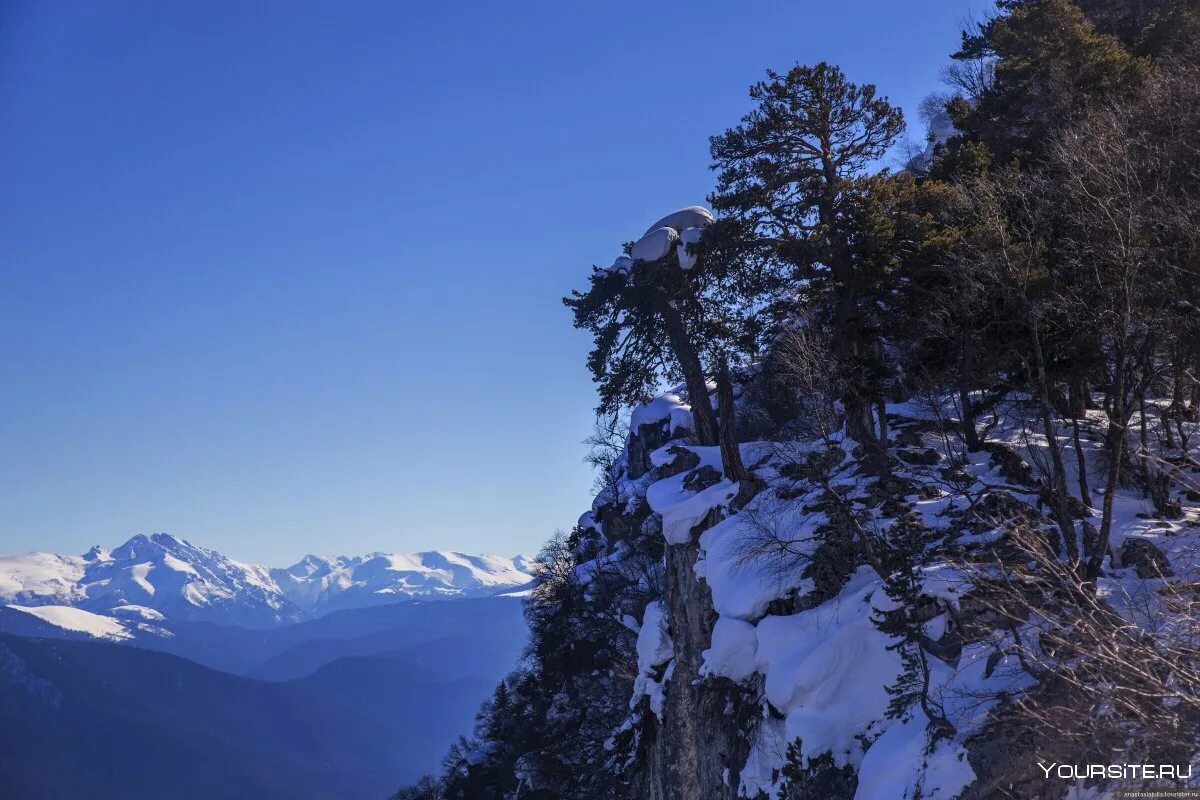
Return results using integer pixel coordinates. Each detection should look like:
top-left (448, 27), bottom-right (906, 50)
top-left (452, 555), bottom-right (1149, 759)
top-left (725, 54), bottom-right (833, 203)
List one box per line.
top-left (0, 533), bottom-right (534, 629)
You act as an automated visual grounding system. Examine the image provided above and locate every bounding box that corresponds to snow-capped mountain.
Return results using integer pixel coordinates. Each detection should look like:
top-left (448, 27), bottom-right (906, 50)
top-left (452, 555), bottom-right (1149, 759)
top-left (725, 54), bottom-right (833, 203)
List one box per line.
top-left (272, 550), bottom-right (534, 616)
top-left (0, 533), bottom-right (534, 628)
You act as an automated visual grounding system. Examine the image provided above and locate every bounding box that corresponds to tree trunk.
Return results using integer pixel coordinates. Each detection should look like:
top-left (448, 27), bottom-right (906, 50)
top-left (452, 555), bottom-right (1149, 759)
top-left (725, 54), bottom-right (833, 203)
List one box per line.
top-left (1071, 413), bottom-right (1093, 509)
top-left (1140, 389), bottom-right (1173, 516)
top-left (1066, 374), bottom-right (1092, 507)
top-left (875, 398), bottom-right (891, 479)
top-left (1068, 372), bottom-right (1088, 419)
top-left (844, 396), bottom-right (878, 445)
top-left (716, 357), bottom-right (750, 485)
top-left (1139, 390), bottom-right (1151, 495)
top-left (875, 398), bottom-right (890, 453)
top-left (660, 301), bottom-right (718, 446)
top-left (1088, 341), bottom-right (1128, 583)
top-left (959, 382), bottom-right (981, 451)
top-left (1031, 323), bottom-right (1080, 566)
top-left (820, 173), bottom-right (880, 459)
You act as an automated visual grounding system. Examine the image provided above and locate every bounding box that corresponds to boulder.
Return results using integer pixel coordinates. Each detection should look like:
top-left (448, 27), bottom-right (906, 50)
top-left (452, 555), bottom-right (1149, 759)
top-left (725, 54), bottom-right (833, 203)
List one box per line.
top-left (682, 465), bottom-right (721, 493)
top-left (1119, 537), bottom-right (1174, 578)
top-left (657, 445), bottom-right (701, 478)
top-left (897, 447), bottom-right (941, 466)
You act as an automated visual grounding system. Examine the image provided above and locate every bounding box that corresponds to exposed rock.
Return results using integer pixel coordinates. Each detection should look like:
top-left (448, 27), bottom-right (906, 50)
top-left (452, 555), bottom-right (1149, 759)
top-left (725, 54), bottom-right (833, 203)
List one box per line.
top-left (628, 421), bottom-right (674, 480)
top-left (636, 508), bottom-right (753, 800)
top-left (917, 484), bottom-right (942, 500)
top-left (960, 709), bottom-right (1045, 800)
top-left (983, 442), bottom-right (1037, 486)
top-left (682, 465), bottom-right (721, 493)
top-left (1160, 499), bottom-right (1185, 519)
top-left (802, 522), bottom-right (859, 604)
top-left (1038, 488), bottom-right (1092, 519)
top-left (596, 497), bottom-right (652, 543)
top-left (971, 490), bottom-right (1038, 529)
top-left (1119, 537), bottom-right (1174, 578)
top-left (657, 445), bottom-right (701, 478)
top-left (897, 447), bottom-right (941, 466)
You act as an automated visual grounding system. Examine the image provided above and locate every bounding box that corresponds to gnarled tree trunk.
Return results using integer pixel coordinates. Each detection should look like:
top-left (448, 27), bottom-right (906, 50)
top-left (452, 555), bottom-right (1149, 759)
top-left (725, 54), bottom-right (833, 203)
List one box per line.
top-left (660, 301), bottom-right (718, 446)
top-left (716, 357), bottom-right (750, 484)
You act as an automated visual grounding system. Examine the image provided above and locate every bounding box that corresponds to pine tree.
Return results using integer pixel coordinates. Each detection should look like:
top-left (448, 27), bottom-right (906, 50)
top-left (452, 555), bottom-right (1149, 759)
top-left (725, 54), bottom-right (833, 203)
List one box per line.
top-left (563, 213), bottom-right (772, 446)
top-left (950, 0), bottom-right (1150, 162)
top-left (708, 62), bottom-right (905, 454)
top-left (873, 520), bottom-right (955, 739)
top-left (565, 241), bottom-right (717, 441)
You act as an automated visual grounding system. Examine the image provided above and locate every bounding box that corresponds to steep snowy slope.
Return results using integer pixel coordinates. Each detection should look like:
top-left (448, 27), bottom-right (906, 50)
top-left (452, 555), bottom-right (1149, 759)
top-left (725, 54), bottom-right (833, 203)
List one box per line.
top-left (0, 533), bottom-right (533, 628)
top-left (0, 550), bottom-right (89, 605)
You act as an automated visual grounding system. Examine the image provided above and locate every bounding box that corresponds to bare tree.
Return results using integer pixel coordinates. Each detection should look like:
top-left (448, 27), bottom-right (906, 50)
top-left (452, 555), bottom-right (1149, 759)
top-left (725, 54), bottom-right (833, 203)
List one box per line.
top-left (951, 168), bottom-right (1085, 569)
top-left (961, 523), bottom-right (1200, 790)
top-left (584, 412), bottom-right (630, 506)
top-left (772, 324), bottom-right (843, 443)
top-left (1049, 91), bottom-right (1178, 580)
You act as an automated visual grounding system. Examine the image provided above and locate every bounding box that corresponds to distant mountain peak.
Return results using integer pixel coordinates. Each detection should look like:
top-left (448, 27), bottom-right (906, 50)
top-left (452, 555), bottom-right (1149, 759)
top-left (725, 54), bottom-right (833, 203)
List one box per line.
top-left (0, 536), bottom-right (534, 629)
top-left (82, 545), bottom-right (110, 563)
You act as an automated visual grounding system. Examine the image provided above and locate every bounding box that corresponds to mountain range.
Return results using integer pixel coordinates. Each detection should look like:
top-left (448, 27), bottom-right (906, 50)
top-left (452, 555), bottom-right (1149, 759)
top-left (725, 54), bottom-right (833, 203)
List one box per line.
top-left (0, 532), bottom-right (533, 628)
top-left (0, 534), bottom-right (535, 798)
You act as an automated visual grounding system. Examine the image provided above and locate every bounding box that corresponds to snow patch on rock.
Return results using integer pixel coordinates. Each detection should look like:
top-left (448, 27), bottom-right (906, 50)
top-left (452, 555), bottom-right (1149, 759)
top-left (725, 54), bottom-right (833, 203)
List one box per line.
top-left (632, 601), bottom-right (675, 719)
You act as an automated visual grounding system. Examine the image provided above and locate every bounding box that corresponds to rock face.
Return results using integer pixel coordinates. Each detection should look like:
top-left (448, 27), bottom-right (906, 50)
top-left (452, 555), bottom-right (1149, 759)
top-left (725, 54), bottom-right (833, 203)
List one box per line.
top-left (614, 401), bottom-right (755, 798)
top-left (627, 421), bottom-right (673, 480)
top-left (635, 510), bottom-right (752, 800)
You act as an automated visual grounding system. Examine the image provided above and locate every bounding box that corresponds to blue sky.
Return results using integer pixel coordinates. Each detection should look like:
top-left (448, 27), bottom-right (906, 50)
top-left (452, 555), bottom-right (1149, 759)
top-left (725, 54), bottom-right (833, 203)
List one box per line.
top-left (0, 0), bottom-right (991, 565)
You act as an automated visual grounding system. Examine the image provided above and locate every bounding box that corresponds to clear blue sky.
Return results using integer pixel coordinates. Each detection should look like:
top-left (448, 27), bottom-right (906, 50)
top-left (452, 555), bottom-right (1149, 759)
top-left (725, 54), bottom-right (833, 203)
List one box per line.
top-left (0, 0), bottom-right (990, 565)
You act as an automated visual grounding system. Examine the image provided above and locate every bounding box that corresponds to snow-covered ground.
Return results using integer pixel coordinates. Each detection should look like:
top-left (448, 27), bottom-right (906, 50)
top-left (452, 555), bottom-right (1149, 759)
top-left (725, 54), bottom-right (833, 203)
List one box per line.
top-left (588, 385), bottom-right (1200, 799)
